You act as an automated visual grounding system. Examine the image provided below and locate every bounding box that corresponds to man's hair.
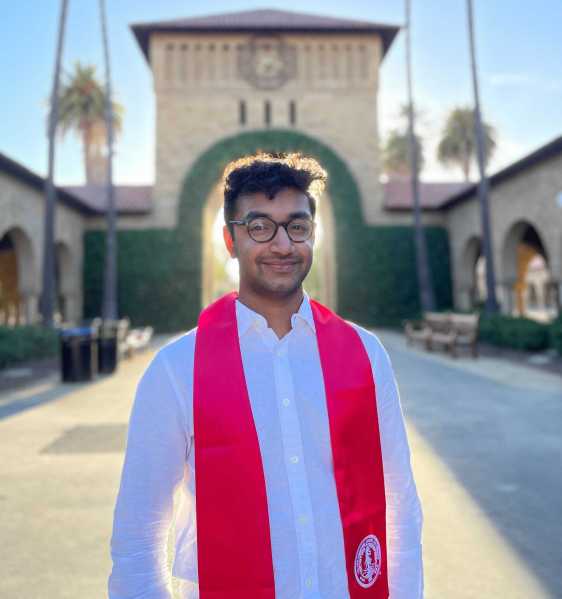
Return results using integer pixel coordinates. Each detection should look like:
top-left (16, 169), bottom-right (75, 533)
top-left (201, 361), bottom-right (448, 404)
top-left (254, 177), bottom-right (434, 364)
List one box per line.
top-left (222, 152), bottom-right (327, 234)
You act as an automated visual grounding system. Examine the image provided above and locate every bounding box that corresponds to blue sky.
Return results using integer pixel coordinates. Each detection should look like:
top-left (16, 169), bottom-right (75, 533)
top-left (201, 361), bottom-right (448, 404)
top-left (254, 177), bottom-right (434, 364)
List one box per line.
top-left (1, 0), bottom-right (561, 183)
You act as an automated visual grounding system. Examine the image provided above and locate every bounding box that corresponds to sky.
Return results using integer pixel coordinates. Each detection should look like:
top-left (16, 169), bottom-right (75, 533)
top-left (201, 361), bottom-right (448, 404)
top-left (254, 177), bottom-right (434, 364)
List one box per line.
top-left (1, 0), bottom-right (561, 184)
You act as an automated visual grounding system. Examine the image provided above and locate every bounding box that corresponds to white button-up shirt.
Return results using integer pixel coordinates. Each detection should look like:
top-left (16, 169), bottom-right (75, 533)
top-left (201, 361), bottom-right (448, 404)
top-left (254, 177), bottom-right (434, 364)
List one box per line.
top-left (109, 295), bottom-right (423, 599)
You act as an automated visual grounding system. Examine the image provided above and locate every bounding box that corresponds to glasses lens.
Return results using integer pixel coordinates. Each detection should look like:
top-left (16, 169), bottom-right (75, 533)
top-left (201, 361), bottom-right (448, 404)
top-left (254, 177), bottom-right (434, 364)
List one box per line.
top-left (287, 219), bottom-right (313, 242)
top-left (247, 217), bottom-right (276, 242)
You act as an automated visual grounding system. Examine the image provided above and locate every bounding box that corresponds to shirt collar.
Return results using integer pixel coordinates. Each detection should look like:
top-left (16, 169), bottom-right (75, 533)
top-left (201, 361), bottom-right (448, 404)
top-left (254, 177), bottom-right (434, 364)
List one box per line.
top-left (235, 291), bottom-right (316, 337)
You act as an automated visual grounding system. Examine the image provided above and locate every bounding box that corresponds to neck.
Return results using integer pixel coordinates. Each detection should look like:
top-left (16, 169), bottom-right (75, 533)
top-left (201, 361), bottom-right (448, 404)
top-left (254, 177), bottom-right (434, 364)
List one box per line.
top-left (237, 286), bottom-right (304, 339)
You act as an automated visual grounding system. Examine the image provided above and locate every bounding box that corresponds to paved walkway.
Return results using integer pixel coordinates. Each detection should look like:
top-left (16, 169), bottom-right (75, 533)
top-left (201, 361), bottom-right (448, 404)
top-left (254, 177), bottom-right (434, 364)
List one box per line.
top-left (0, 332), bottom-right (560, 598)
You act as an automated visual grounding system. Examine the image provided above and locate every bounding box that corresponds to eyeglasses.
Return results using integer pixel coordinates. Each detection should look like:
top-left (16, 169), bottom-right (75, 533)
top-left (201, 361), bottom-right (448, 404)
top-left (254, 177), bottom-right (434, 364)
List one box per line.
top-left (229, 215), bottom-right (315, 243)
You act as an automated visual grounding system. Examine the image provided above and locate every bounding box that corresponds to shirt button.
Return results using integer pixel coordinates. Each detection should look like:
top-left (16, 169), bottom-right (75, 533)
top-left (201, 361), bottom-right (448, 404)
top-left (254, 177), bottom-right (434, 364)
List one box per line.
top-left (305, 578), bottom-right (313, 588)
top-left (298, 515), bottom-right (308, 525)
top-left (290, 455), bottom-right (299, 464)
top-left (282, 398), bottom-right (290, 407)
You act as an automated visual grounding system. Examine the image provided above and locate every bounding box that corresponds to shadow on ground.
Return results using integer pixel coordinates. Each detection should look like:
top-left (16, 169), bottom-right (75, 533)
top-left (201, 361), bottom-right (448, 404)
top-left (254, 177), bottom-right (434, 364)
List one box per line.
top-left (388, 341), bottom-right (562, 598)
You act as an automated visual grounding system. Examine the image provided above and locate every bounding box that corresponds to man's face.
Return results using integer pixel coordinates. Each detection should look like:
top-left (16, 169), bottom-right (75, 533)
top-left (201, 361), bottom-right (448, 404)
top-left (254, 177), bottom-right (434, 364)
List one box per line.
top-left (223, 187), bottom-right (315, 299)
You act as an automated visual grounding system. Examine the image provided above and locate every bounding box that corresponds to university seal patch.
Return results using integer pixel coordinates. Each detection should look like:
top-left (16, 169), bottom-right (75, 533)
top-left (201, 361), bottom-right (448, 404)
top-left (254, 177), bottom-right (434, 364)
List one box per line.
top-left (354, 534), bottom-right (382, 588)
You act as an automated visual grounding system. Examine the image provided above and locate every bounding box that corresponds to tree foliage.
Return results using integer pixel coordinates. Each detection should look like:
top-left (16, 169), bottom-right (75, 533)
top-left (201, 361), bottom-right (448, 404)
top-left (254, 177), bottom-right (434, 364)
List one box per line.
top-left (383, 129), bottom-right (424, 177)
top-left (55, 62), bottom-right (123, 183)
top-left (437, 107), bottom-right (496, 181)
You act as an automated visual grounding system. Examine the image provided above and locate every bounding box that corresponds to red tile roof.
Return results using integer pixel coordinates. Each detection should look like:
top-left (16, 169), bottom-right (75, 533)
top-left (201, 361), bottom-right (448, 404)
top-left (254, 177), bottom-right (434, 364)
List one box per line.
top-left (131, 9), bottom-right (399, 62)
top-left (62, 185), bottom-right (153, 215)
top-left (383, 178), bottom-right (470, 211)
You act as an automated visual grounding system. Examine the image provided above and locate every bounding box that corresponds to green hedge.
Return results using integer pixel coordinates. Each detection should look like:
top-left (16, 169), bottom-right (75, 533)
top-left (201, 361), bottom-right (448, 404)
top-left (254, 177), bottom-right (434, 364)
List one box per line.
top-left (479, 314), bottom-right (551, 351)
top-left (0, 326), bottom-right (59, 369)
top-left (83, 229), bottom-right (190, 331)
top-left (83, 225), bottom-right (452, 332)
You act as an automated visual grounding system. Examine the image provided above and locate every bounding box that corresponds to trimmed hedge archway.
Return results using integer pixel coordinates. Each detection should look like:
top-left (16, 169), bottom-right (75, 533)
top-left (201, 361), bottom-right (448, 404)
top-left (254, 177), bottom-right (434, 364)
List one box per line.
top-left (173, 128), bottom-right (365, 326)
top-left (84, 130), bottom-right (453, 331)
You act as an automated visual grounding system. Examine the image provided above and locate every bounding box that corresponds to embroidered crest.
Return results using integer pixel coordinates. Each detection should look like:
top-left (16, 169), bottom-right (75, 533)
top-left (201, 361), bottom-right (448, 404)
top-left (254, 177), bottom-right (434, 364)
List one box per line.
top-left (354, 534), bottom-right (382, 588)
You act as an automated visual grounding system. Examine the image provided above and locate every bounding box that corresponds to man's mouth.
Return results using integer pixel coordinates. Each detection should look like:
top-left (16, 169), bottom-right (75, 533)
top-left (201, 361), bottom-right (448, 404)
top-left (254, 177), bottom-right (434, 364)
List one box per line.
top-left (260, 260), bottom-right (300, 273)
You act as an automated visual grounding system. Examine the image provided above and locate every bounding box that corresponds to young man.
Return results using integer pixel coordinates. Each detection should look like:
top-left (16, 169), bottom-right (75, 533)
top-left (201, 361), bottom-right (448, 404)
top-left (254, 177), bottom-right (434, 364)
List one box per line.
top-left (109, 153), bottom-right (423, 599)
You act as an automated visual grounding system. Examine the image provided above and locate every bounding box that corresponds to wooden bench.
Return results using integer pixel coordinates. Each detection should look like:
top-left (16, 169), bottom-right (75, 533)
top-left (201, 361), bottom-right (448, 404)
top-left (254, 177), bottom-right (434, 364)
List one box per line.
top-left (405, 312), bottom-right (480, 358)
top-left (123, 326), bottom-right (154, 358)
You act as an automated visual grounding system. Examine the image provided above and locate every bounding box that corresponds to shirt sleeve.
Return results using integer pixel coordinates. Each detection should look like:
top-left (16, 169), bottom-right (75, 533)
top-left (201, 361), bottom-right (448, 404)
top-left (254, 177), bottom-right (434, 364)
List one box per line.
top-left (354, 326), bottom-right (424, 599)
top-left (108, 350), bottom-right (190, 599)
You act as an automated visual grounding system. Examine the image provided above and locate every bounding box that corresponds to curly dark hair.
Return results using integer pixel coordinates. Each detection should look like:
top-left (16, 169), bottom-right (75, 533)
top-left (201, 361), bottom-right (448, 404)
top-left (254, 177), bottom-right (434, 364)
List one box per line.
top-left (222, 152), bottom-right (327, 234)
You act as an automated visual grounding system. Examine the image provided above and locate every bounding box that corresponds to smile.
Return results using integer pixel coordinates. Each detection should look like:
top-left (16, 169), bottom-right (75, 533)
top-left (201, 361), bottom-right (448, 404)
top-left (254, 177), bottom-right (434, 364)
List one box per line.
top-left (261, 261), bottom-right (300, 272)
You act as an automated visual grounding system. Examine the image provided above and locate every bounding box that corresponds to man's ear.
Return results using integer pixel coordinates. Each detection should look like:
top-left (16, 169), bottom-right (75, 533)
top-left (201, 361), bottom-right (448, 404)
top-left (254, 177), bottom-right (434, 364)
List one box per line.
top-left (223, 225), bottom-right (237, 258)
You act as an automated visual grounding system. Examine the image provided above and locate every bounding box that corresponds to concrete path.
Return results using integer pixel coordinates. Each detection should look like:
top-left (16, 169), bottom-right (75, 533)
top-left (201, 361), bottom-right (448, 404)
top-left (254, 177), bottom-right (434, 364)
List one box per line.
top-left (0, 332), bottom-right (560, 598)
top-left (379, 331), bottom-right (562, 599)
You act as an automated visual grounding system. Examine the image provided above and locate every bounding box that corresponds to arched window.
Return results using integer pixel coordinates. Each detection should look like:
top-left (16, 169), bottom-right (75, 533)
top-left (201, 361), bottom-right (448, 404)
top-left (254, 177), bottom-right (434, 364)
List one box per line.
top-left (180, 44), bottom-right (188, 82)
top-left (239, 100), bottom-right (247, 126)
top-left (289, 101), bottom-right (297, 125)
top-left (165, 43), bottom-right (174, 82)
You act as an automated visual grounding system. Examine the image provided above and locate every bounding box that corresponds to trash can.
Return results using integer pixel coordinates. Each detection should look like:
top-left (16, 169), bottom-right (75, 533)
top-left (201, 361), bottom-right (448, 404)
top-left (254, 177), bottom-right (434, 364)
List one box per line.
top-left (60, 326), bottom-right (98, 383)
top-left (98, 321), bottom-right (119, 375)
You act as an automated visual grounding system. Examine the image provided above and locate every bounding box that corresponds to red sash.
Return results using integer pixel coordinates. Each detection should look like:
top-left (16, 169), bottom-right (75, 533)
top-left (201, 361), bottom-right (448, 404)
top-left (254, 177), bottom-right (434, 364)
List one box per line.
top-left (194, 292), bottom-right (388, 598)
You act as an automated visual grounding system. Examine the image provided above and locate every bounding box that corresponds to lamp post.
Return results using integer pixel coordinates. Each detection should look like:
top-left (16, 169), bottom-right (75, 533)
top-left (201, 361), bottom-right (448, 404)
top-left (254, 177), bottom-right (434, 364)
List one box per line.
top-left (41, 0), bottom-right (69, 327)
top-left (100, 0), bottom-right (118, 321)
top-left (467, 0), bottom-right (499, 313)
top-left (405, 0), bottom-right (435, 312)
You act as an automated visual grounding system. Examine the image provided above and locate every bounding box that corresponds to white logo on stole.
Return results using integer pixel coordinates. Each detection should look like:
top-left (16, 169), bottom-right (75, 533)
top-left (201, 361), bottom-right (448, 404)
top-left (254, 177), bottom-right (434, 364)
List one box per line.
top-left (354, 534), bottom-right (382, 588)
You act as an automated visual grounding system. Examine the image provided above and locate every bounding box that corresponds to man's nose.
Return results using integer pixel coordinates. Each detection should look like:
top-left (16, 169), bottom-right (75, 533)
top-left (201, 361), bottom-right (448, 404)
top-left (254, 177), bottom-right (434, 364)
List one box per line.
top-left (270, 225), bottom-right (293, 253)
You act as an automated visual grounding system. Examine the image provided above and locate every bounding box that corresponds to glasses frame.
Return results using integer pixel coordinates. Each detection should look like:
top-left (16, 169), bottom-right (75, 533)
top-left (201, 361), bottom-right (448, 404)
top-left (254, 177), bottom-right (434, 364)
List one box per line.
top-left (229, 215), bottom-right (315, 243)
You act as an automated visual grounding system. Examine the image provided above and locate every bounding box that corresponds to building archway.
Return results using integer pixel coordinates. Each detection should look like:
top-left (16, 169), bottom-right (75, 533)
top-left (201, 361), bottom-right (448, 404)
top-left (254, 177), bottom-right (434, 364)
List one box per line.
top-left (0, 227), bottom-right (36, 325)
top-left (501, 220), bottom-right (556, 320)
top-left (459, 235), bottom-right (484, 309)
top-left (175, 129), bottom-right (362, 321)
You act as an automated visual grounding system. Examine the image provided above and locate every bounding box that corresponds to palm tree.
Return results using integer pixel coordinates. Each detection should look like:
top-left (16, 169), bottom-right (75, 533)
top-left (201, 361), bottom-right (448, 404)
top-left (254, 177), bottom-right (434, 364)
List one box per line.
top-left (383, 129), bottom-right (424, 177)
top-left (57, 62), bottom-right (123, 185)
top-left (99, 0), bottom-right (118, 321)
top-left (437, 107), bottom-right (496, 181)
top-left (41, 0), bottom-right (69, 327)
top-left (405, 0), bottom-right (435, 312)
top-left (466, 0), bottom-right (499, 313)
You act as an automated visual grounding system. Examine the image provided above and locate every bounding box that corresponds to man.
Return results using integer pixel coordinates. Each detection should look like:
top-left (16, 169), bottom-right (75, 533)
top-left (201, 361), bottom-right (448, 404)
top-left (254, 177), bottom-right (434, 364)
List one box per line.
top-left (109, 153), bottom-right (423, 599)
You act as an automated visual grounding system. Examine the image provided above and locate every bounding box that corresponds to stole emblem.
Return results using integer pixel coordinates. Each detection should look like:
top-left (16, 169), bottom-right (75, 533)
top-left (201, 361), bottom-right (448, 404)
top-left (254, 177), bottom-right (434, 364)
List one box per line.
top-left (354, 534), bottom-right (382, 588)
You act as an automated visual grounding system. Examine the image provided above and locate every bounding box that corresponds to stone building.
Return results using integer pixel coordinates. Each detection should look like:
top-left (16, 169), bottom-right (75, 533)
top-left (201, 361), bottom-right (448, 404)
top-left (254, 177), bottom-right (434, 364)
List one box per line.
top-left (1, 9), bottom-right (560, 327)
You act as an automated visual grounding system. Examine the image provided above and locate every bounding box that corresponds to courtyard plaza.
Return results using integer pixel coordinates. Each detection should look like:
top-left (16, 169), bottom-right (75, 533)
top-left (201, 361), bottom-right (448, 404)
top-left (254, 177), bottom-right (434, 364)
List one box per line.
top-left (0, 330), bottom-right (560, 599)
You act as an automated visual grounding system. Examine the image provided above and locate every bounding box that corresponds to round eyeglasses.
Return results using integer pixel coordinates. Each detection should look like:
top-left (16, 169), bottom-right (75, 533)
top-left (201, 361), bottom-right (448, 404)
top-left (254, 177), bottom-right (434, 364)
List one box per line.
top-left (229, 215), bottom-right (315, 243)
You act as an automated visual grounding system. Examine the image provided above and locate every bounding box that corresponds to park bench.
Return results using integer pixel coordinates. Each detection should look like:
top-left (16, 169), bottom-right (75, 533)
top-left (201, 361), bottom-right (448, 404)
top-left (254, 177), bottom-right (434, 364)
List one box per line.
top-left (123, 326), bottom-right (154, 358)
top-left (405, 311), bottom-right (480, 358)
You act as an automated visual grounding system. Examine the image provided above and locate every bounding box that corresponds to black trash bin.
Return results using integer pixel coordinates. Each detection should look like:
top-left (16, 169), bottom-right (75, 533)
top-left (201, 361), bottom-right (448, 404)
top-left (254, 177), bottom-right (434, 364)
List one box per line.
top-left (60, 326), bottom-right (99, 382)
top-left (98, 321), bottom-right (119, 375)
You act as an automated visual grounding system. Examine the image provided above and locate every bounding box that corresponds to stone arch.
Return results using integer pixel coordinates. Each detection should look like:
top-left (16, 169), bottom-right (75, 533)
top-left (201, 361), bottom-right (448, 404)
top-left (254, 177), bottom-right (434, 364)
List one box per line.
top-left (501, 220), bottom-right (555, 318)
top-left (0, 226), bottom-right (36, 324)
top-left (458, 235), bottom-right (483, 308)
top-left (175, 129), bottom-right (363, 319)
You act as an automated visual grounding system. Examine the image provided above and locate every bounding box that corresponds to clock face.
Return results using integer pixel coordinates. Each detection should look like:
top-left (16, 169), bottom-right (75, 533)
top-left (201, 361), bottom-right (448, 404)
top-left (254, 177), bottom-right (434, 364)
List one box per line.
top-left (239, 35), bottom-right (296, 90)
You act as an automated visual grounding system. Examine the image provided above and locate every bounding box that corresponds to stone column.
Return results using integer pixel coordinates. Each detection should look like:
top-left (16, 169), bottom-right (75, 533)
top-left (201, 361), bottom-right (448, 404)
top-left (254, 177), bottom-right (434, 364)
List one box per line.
top-left (63, 293), bottom-right (80, 325)
top-left (22, 292), bottom-right (39, 324)
top-left (498, 280), bottom-right (515, 316)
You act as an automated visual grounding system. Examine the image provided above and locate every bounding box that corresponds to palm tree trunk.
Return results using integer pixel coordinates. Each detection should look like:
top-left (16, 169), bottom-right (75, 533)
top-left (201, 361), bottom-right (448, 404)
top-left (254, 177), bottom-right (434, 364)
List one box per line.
top-left (405, 0), bottom-right (435, 313)
top-left (99, 0), bottom-right (118, 321)
top-left (41, 0), bottom-right (69, 327)
top-left (467, 0), bottom-right (499, 313)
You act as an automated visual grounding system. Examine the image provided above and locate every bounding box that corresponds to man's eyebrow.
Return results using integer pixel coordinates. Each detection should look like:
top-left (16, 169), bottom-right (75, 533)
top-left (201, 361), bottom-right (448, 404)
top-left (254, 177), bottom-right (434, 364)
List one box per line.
top-left (242, 210), bottom-right (312, 220)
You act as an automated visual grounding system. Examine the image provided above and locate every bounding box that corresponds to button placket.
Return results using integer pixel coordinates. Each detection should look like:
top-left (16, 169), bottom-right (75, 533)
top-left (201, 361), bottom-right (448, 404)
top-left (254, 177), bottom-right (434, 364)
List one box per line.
top-left (271, 342), bottom-right (320, 597)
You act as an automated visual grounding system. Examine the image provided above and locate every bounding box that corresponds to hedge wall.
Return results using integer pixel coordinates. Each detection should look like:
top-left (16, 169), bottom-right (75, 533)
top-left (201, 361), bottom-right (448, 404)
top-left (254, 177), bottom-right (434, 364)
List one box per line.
top-left (83, 225), bottom-right (452, 332)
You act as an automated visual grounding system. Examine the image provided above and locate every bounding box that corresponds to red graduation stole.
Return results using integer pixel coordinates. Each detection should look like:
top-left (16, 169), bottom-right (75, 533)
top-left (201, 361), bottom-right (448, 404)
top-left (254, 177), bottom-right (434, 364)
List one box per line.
top-left (194, 292), bottom-right (388, 598)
